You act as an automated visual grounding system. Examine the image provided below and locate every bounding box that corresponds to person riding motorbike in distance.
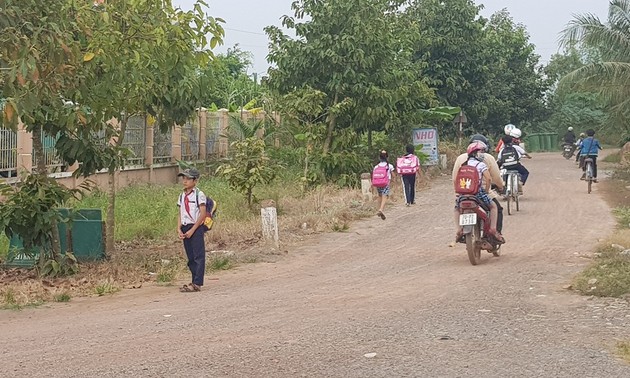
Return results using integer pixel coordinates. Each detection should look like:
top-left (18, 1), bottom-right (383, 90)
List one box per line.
top-left (575, 132), bottom-right (586, 163)
top-left (453, 134), bottom-right (505, 234)
top-left (454, 141), bottom-right (505, 244)
top-left (562, 127), bottom-right (577, 155)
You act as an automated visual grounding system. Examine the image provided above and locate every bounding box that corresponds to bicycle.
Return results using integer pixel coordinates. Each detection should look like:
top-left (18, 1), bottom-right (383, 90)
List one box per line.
top-left (502, 169), bottom-right (521, 215)
top-left (584, 157), bottom-right (595, 194)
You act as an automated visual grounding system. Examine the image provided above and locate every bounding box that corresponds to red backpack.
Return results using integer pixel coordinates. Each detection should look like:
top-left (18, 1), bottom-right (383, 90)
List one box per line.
top-left (454, 161), bottom-right (481, 195)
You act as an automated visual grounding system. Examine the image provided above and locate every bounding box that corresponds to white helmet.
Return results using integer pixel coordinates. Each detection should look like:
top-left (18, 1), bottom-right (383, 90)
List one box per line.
top-left (568, 127), bottom-right (574, 131)
top-left (509, 128), bottom-right (522, 138)
top-left (504, 124), bottom-right (516, 135)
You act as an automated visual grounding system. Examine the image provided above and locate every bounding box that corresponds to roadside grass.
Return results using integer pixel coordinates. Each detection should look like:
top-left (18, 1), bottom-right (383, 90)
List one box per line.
top-left (603, 151), bottom-right (621, 164)
top-left (94, 280), bottom-right (120, 296)
top-left (1, 170), bottom-right (378, 306)
top-left (53, 291), bottom-right (71, 302)
top-left (617, 342), bottom-right (630, 364)
top-left (573, 162), bottom-right (630, 298)
top-left (156, 258), bottom-right (184, 285)
top-left (1, 287), bottom-right (44, 310)
top-left (0, 235), bottom-right (8, 263)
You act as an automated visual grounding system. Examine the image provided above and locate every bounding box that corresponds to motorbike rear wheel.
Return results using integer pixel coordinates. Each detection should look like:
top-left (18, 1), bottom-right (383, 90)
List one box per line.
top-left (466, 223), bottom-right (482, 266)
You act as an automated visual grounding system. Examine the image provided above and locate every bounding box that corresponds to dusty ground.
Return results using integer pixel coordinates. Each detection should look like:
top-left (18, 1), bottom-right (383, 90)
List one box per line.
top-left (1, 152), bottom-right (630, 378)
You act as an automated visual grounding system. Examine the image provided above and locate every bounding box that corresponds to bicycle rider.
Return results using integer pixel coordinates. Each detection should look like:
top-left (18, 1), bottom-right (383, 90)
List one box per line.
top-left (497, 135), bottom-right (532, 192)
top-left (578, 129), bottom-right (602, 183)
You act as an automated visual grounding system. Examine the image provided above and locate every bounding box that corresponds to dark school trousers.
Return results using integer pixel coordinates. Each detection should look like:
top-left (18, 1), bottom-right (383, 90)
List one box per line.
top-left (181, 224), bottom-right (206, 286)
top-left (402, 174), bottom-right (416, 204)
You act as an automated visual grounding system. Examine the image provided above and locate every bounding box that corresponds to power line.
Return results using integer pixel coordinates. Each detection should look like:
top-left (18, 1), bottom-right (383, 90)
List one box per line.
top-left (224, 27), bottom-right (266, 36)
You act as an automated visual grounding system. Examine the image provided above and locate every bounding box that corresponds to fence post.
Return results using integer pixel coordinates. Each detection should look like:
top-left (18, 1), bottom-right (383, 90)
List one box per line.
top-left (260, 199), bottom-right (279, 249)
top-left (145, 115), bottom-right (154, 166)
top-left (218, 110), bottom-right (229, 157)
top-left (360, 173), bottom-right (373, 201)
top-left (198, 108), bottom-right (207, 161)
top-left (171, 124), bottom-right (182, 161)
top-left (16, 121), bottom-right (33, 179)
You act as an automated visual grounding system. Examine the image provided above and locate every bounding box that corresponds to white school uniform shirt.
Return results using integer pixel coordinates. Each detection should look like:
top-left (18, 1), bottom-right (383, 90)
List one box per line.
top-left (374, 162), bottom-right (395, 180)
top-left (498, 145), bottom-right (527, 160)
top-left (178, 188), bottom-right (207, 226)
top-left (467, 158), bottom-right (488, 180)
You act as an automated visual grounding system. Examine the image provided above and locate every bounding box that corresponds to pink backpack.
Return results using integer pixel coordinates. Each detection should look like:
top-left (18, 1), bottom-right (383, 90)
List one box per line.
top-left (396, 155), bottom-right (419, 175)
top-left (371, 164), bottom-right (390, 188)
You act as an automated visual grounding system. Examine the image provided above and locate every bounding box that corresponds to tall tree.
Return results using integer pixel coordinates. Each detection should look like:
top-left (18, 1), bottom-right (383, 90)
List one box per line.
top-left (481, 10), bottom-right (547, 131)
top-left (76, 0), bottom-right (223, 255)
top-left (1, 0), bottom-right (224, 256)
top-left (265, 0), bottom-right (435, 154)
top-left (407, 2), bottom-right (547, 135)
top-left (561, 0), bottom-right (630, 136)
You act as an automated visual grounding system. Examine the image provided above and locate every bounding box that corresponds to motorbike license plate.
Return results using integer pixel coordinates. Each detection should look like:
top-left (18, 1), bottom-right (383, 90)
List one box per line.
top-left (459, 213), bottom-right (477, 226)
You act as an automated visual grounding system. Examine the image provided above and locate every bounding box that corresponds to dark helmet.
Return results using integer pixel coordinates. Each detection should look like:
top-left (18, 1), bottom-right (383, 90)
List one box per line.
top-left (469, 134), bottom-right (490, 152)
top-left (586, 129), bottom-right (595, 136)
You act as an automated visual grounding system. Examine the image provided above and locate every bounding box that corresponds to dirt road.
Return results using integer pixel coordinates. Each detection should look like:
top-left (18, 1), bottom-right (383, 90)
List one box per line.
top-left (2, 153), bottom-right (630, 378)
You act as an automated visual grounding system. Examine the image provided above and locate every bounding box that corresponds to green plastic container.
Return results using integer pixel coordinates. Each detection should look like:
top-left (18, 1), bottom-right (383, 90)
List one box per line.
top-left (526, 134), bottom-right (541, 152)
top-left (541, 133), bottom-right (551, 151)
top-left (549, 133), bottom-right (559, 150)
top-left (5, 208), bottom-right (105, 267)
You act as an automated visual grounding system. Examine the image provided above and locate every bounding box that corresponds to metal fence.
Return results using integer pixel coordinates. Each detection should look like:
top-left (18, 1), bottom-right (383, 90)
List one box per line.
top-left (181, 120), bottom-right (199, 161)
top-left (30, 128), bottom-right (65, 173)
top-left (0, 127), bottom-right (17, 177)
top-left (153, 126), bottom-right (171, 164)
top-left (123, 115), bottom-right (146, 165)
top-left (206, 114), bottom-right (221, 158)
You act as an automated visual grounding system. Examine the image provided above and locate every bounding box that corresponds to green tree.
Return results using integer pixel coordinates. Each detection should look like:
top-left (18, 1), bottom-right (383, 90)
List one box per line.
top-left (1, 0), bottom-right (224, 256)
top-left (216, 138), bottom-right (276, 207)
top-left (407, 2), bottom-right (547, 136)
top-left (265, 0), bottom-right (435, 154)
top-left (407, 0), bottom-right (489, 125)
top-left (480, 10), bottom-right (547, 132)
top-left (198, 46), bottom-right (265, 110)
top-left (1, 0), bottom-right (95, 262)
top-left (561, 0), bottom-right (630, 137)
top-left (541, 47), bottom-right (607, 134)
top-left (74, 0), bottom-right (224, 254)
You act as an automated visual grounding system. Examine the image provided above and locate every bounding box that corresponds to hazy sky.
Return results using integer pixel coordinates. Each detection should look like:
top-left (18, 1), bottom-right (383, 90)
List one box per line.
top-left (173, 0), bottom-right (609, 75)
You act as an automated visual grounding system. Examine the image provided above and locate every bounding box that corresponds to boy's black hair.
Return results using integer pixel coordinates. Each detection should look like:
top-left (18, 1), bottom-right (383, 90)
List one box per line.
top-left (502, 135), bottom-right (513, 145)
top-left (586, 129), bottom-right (595, 136)
top-left (405, 144), bottom-right (415, 155)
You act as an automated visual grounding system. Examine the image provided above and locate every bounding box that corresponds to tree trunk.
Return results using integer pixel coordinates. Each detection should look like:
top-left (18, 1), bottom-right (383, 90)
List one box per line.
top-left (32, 126), bottom-right (62, 263)
top-left (368, 129), bottom-right (372, 149)
top-left (105, 113), bottom-right (128, 256)
top-left (322, 93), bottom-right (339, 154)
top-left (106, 169), bottom-right (116, 256)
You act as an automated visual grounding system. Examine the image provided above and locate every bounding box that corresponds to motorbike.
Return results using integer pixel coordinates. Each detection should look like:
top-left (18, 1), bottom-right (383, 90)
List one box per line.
top-left (457, 195), bottom-right (502, 265)
top-left (562, 143), bottom-right (575, 159)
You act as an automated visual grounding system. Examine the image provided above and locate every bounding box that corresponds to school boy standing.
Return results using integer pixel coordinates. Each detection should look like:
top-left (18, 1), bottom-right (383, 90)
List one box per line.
top-left (177, 168), bottom-right (207, 292)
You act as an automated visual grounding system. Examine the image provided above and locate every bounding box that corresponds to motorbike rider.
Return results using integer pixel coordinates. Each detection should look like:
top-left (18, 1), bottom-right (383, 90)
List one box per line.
top-left (454, 140), bottom-right (505, 244)
top-left (497, 135), bottom-right (532, 191)
top-left (563, 127), bottom-right (576, 145)
top-left (452, 134), bottom-right (504, 235)
top-left (575, 132), bottom-right (586, 163)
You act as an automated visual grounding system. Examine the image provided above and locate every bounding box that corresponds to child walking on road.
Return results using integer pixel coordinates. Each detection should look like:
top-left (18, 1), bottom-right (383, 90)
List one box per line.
top-left (397, 144), bottom-right (421, 206)
top-left (372, 150), bottom-right (395, 220)
top-left (177, 168), bottom-right (207, 292)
